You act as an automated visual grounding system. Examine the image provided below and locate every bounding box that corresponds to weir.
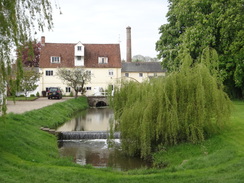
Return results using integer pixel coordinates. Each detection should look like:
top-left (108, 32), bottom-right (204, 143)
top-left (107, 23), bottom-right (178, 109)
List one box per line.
top-left (58, 131), bottom-right (120, 140)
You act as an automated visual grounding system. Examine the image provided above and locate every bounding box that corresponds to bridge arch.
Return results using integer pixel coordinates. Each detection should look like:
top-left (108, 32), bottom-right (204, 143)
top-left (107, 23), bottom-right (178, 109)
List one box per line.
top-left (87, 96), bottom-right (109, 107)
top-left (96, 101), bottom-right (107, 107)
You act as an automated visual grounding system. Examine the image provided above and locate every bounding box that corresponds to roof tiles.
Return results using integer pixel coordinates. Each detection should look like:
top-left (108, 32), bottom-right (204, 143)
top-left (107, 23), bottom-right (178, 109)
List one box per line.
top-left (39, 42), bottom-right (121, 68)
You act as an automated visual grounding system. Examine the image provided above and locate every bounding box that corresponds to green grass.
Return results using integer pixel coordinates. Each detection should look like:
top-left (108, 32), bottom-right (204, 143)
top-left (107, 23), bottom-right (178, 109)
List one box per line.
top-left (0, 99), bottom-right (243, 183)
top-left (7, 96), bottom-right (38, 101)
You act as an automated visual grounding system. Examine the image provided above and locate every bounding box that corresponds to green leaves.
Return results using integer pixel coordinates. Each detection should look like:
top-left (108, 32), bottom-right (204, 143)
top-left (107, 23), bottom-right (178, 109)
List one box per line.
top-left (1, 0), bottom-right (55, 115)
top-left (112, 62), bottom-right (231, 159)
top-left (156, 0), bottom-right (244, 98)
top-left (18, 68), bottom-right (40, 97)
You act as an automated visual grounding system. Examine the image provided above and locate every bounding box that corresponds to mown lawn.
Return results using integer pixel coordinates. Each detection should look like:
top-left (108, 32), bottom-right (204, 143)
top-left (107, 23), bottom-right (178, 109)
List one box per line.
top-left (0, 98), bottom-right (243, 183)
top-left (7, 96), bottom-right (38, 101)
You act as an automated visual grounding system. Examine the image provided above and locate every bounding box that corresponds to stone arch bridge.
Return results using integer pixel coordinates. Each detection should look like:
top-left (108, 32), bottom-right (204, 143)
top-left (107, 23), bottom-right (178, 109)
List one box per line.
top-left (87, 96), bottom-right (109, 107)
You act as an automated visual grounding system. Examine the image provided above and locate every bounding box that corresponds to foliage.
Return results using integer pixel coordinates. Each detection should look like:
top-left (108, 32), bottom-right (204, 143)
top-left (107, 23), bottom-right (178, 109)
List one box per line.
top-left (17, 67), bottom-right (40, 97)
top-left (57, 68), bottom-right (91, 98)
top-left (0, 0), bottom-right (55, 115)
top-left (16, 40), bottom-right (42, 67)
top-left (111, 60), bottom-right (231, 159)
top-left (132, 55), bottom-right (159, 62)
top-left (0, 60), bottom-right (11, 115)
top-left (156, 0), bottom-right (244, 98)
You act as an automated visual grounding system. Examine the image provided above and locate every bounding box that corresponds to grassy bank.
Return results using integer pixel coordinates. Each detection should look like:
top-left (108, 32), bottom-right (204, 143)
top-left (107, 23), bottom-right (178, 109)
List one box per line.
top-left (0, 98), bottom-right (243, 183)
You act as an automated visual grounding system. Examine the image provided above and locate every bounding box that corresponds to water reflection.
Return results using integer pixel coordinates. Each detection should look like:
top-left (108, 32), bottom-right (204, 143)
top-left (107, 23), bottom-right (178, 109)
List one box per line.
top-left (56, 108), bottom-right (113, 132)
top-left (57, 108), bottom-right (152, 170)
top-left (59, 139), bottom-right (151, 171)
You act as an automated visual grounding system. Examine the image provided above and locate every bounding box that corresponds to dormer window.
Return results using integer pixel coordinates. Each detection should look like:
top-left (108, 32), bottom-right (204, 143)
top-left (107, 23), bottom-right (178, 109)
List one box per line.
top-left (77, 46), bottom-right (82, 51)
top-left (77, 56), bottom-right (82, 60)
top-left (98, 57), bottom-right (108, 64)
top-left (51, 56), bottom-right (60, 63)
top-left (74, 43), bottom-right (84, 67)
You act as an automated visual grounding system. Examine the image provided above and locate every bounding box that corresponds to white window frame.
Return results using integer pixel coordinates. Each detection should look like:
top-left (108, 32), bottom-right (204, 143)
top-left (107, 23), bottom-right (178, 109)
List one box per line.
top-left (50, 56), bottom-right (61, 63)
top-left (66, 87), bottom-right (71, 93)
top-left (86, 87), bottom-right (92, 91)
top-left (139, 73), bottom-right (143, 77)
top-left (125, 73), bottom-right (129, 77)
top-left (46, 70), bottom-right (53, 76)
top-left (98, 57), bottom-right (108, 64)
top-left (108, 69), bottom-right (114, 76)
top-left (77, 46), bottom-right (82, 51)
top-left (77, 56), bottom-right (82, 61)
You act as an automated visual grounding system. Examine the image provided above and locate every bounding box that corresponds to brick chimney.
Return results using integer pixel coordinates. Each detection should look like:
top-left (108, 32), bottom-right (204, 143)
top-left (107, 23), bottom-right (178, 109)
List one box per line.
top-left (41, 36), bottom-right (45, 46)
top-left (126, 26), bottom-right (132, 62)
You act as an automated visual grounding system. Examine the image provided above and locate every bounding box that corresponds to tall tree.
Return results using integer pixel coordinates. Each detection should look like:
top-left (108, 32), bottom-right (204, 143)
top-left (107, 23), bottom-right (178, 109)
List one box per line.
top-left (156, 0), bottom-right (244, 98)
top-left (111, 57), bottom-right (231, 159)
top-left (57, 68), bottom-right (91, 98)
top-left (0, 0), bottom-right (56, 115)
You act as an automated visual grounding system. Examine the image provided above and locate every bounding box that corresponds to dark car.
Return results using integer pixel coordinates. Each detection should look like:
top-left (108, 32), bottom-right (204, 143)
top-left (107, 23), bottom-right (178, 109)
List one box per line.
top-left (47, 87), bottom-right (62, 99)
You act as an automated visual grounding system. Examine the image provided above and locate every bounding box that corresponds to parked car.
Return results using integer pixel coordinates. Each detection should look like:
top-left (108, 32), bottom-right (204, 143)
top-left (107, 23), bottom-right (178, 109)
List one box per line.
top-left (47, 87), bottom-right (62, 99)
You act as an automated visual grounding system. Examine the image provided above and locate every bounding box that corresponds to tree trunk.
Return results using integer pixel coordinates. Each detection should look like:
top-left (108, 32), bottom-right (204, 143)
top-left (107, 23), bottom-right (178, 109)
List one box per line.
top-left (75, 90), bottom-right (78, 98)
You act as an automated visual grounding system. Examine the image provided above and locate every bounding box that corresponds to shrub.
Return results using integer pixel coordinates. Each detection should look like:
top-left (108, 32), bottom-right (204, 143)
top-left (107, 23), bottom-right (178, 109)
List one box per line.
top-left (69, 91), bottom-right (74, 97)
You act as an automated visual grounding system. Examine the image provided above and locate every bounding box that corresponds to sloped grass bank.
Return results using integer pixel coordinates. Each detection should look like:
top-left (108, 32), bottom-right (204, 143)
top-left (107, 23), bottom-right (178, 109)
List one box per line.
top-left (0, 99), bottom-right (243, 183)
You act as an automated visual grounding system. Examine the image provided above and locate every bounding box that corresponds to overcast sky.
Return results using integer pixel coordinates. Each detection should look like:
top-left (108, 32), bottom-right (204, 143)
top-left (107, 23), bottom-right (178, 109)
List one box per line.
top-left (35, 0), bottom-right (169, 60)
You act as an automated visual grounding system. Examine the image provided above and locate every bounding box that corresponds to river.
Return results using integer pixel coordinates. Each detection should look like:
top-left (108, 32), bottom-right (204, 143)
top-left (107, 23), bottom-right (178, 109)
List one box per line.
top-left (56, 108), bottom-right (151, 171)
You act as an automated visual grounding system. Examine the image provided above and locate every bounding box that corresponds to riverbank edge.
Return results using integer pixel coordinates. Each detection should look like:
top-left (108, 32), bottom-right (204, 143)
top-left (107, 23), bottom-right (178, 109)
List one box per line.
top-left (0, 99), bottom-right (244, 183)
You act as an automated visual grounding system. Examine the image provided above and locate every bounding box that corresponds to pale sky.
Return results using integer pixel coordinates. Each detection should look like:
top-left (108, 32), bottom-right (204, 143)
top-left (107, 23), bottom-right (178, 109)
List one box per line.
top-left (35, 0), bottom-right (169, 60)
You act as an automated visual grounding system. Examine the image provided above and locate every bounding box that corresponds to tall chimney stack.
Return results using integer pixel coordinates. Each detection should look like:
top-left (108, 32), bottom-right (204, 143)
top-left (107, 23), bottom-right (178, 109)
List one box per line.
top-left (126, 26), bottom-right (132, 62)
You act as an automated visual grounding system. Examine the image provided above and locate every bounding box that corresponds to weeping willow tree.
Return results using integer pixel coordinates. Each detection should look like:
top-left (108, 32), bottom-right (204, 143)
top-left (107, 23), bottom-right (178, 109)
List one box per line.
top-left (111, 51), bottom-right (231, 159)
top-left (0, 0), bottom-right (57, 116)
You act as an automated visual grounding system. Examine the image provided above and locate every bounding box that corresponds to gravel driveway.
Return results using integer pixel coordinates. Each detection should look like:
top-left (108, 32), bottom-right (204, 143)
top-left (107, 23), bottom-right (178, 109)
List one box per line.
top-left (6, 97), bottom-right (70, 114)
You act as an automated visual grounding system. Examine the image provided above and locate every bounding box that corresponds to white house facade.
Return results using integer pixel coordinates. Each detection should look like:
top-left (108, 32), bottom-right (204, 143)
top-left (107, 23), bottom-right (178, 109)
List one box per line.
top-left (121, 62), bottom-right (166, 83)
top-left (39, 37), bottom-right (122, 96)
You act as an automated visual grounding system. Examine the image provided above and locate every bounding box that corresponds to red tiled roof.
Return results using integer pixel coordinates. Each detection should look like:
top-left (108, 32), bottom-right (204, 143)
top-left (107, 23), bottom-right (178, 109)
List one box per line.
top-left (39, 42), bottom-right (121, 68)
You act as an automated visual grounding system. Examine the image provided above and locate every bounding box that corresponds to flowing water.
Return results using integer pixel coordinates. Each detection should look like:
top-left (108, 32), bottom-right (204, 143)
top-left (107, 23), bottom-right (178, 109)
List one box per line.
top-left (57, 108), bottom-right (151, 170)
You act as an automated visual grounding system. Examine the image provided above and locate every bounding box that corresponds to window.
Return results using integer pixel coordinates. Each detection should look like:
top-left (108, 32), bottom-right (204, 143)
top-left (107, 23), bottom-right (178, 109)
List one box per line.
top-left (108, 69), bottom-right (113, 76)
top-left (77, 46), bottom-right (82, 51)
top-left (86, 87), bottom-right (92, 90)
top-left (98, 57), bottom-right (108, 64)
top-left (50, 56), bottom-right (60, 63)
top-left (77, 56), bottom-right (82, 60)
top-left (154, 73), bottom-right (158, 77)
top-left (86, 70), bottom-right (91, 75)
top-left (66, 87), bottom-right (71, 93)
top-left (46, 70), bottom-right (53, 76)
top-left (139, 73), bottom-right (143, 77)
top-left (125, 73), bottom-right (129, 77)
